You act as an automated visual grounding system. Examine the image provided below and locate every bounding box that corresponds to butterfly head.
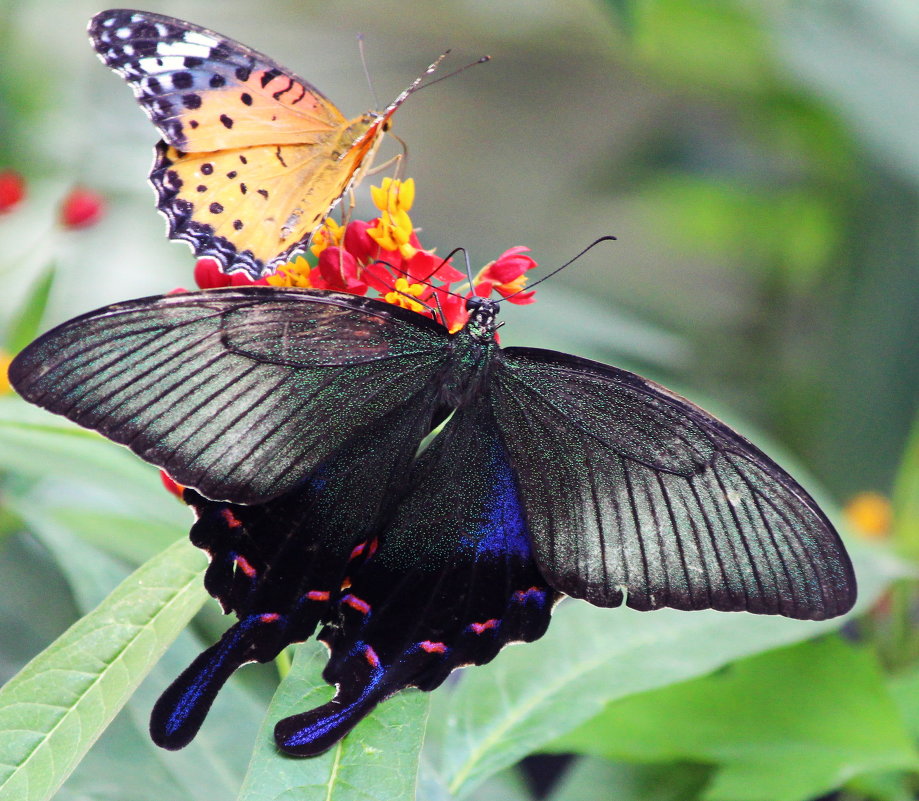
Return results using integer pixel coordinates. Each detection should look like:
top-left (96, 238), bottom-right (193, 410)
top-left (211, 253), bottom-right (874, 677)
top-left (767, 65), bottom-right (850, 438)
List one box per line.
top-left (464, 296), bottom-right (500, 342)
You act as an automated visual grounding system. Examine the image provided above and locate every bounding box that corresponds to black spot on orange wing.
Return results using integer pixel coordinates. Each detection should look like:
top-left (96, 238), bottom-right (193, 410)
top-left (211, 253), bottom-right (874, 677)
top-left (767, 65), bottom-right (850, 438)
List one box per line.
top-left (260, 67), bottom-right (281, 88)
top-left (172, 71), bottom-right (193, 89)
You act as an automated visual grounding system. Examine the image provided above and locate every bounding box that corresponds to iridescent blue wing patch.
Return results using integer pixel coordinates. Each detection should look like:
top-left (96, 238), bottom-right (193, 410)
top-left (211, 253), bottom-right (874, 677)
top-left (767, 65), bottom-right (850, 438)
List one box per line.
top-left (275, 405), bottom-right (559, 756)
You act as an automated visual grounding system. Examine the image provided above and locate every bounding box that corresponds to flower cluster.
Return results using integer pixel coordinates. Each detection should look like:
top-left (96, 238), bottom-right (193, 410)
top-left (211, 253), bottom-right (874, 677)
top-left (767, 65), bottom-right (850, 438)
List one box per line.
top-left (194, 177), bottom-right (537, 333)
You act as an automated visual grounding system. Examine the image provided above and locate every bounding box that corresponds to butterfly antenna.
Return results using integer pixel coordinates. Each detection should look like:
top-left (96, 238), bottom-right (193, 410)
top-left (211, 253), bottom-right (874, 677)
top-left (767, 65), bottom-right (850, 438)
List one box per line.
top-left (384, 53), bottom-right (488, 114)
top-left (367, 259), bottom-right (441, 319)
top-left (357, 33), bottom-right (382, 111)
top-left (498, 235), bottom-right (618, 303)
top-left (416, 56), bottom-right (491, 93)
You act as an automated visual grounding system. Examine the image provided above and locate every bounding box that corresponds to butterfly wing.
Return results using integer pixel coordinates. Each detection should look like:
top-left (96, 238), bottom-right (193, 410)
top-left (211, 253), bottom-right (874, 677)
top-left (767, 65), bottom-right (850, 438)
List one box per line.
top-left (275, 404), bottom-right (558, 756)
top-left (150, 135), bottom-right (381, 278)
top-left (90, 9), bottom-right (389, 276)
top-left (151, 397), bottom-right (438, 749)
top-left (9, 287), bottom-right (450, 504)
top-left (490, 348), bottom-right (856, 621)
top-left (89, 9), bottom-right (347, 150)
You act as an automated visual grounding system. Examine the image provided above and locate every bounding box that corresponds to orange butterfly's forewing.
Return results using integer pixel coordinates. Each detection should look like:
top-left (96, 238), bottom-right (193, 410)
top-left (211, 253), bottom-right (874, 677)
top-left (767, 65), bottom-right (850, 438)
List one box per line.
top-left (89, 9), bottom-right (401, 278)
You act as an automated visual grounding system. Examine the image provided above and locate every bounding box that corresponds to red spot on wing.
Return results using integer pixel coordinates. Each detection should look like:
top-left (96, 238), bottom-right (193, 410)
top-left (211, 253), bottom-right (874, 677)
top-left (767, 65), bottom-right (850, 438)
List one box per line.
top-left (468, 619), bottom-right (499, 635)
top-left (221, 508), bottom-right (243, 528)
top-left (305, 590), bottom-right (330, 602)
top-left (234, 554), bottom-right (256, 578)
top-left (513, 586), bottom-right (545, 602)
top-left (259, 613), bottom-right (280, 623)
top-left (419, 640), bottom-right (447, 654)
top-left (342, 594), bottom-right (371, 615)
top-left (363, 644), bottom-right (381, 668)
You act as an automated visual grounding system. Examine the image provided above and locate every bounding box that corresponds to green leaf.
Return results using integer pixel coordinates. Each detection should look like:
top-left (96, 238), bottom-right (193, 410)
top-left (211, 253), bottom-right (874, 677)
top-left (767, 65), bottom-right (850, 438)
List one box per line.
top-left (548, 757), bottom-right (710, 801)
top-left (5, 264), bottom-right (54, 354)
top-left (53, 712), bottom-right (192, 801)
top-left (0, 398), bottom-right (189, 562)
top-left (425, 535), bottom-right (904, 799)
top-left (549, 637), bottom-right (918, 801)
top-left (237, 641), bottom-right (430, 801)
top-left (11, 482), bottom-right (184, 566)
top-left (31, 516), bottom-right (264, 801)
top-left (843, 769), bottom-right (915, 801)
top-left (0, 537), bottom-right (208, 801)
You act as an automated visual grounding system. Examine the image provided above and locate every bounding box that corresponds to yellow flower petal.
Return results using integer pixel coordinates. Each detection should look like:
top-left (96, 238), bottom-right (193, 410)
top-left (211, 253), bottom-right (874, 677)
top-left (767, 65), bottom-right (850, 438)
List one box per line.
top-left (384, 277), bottom-right (426, 312)
top-left (0, 352), bottom-right (12, 395)
top-left (310, 218), bottom-right (344, 257)
top-left (371, 177), bottom-right (415, 214)
top-left (268, 255), bottom-right (313, 288)
top-left (398, 178), bottom-right (415, 211)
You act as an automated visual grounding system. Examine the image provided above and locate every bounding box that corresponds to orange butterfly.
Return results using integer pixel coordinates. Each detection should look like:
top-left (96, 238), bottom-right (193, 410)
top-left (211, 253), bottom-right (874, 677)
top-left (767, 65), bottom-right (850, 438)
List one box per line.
top-left (89, 9), bottom-right (435, 278)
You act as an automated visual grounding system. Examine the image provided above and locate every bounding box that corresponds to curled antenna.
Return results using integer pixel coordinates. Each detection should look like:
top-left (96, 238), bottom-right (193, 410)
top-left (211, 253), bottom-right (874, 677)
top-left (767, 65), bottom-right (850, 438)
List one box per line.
top-left (498, 236), bottom-right (618, 303)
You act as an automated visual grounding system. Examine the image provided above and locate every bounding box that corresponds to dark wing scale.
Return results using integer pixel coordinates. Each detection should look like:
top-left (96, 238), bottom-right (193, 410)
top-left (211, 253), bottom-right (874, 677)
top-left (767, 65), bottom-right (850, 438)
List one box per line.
top-left (9, 287), bottom-right (449, 504)
top-left (275, 405), bottom-right (559, 757)
top-left (88, 9), bottom-right (344, 151)
top-left (492, 347), bottom-right (856, 621)
top-left (150, 394), bottom-right (440, 749)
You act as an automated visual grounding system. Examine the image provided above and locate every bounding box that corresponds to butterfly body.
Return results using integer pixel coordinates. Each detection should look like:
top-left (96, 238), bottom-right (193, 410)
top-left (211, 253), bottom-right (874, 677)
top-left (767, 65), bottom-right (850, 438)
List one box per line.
top-left (90, 10), bottom-right (409, 277)
top-left (9, 286), bottom-right (856, 755)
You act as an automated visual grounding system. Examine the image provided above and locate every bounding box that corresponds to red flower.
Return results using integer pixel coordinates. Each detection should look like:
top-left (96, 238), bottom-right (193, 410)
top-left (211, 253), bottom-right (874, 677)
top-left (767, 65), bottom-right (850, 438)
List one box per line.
top-left (475, 246), bottom-right (537, 303)
top-left (0, 170), bottom-right (25, 213)
top-left (194, 257), bottom-right (269, 289)
top-left (266, 179), bottom-right (538, 331)
top-left (60, 187), bottom-right (105, 229)
top-left (194, 258), bottom-right (232, 288)
top-left (316, 247), bottom-right (369, 293)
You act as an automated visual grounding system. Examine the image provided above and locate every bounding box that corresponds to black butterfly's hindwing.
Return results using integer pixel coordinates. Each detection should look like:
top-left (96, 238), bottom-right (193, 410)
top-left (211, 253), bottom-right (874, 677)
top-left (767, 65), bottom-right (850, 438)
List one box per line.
top-left (150, 393), bottom-right (441, 749)
top-left (491, 347), bottom-right (856, 620)
top-left (8, 288), bottom-right (450, 504)
top-left (275, 404), bottom-right (559, 756)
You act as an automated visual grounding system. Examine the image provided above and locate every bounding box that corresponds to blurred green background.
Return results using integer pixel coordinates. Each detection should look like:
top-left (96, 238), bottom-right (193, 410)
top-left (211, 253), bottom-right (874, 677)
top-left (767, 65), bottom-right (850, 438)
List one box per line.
top-left (1, 1), bottom-right (918, 800)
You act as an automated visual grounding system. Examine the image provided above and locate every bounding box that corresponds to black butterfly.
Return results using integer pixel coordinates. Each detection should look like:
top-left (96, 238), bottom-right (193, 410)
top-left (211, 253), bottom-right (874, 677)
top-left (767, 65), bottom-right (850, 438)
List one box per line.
top-left (8, 286), bottom-right (856, 755)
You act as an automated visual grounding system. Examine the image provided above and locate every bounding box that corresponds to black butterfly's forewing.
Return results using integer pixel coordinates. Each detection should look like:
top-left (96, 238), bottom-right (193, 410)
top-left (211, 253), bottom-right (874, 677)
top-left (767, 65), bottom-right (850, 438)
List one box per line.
top-left (490, 347), bottom-right (856, 620)
top-left (150, 392), bottom-right (441, 749)
top-left (274, 404), bottom-right (559, 756)
top-left (9, 287), bottom-right (450, 504)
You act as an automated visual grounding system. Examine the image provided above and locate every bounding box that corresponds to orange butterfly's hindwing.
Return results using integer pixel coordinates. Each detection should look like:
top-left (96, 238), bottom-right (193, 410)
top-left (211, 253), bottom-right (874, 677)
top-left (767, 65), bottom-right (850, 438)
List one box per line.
top-left (89, 9), bottom-right (398, 277)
